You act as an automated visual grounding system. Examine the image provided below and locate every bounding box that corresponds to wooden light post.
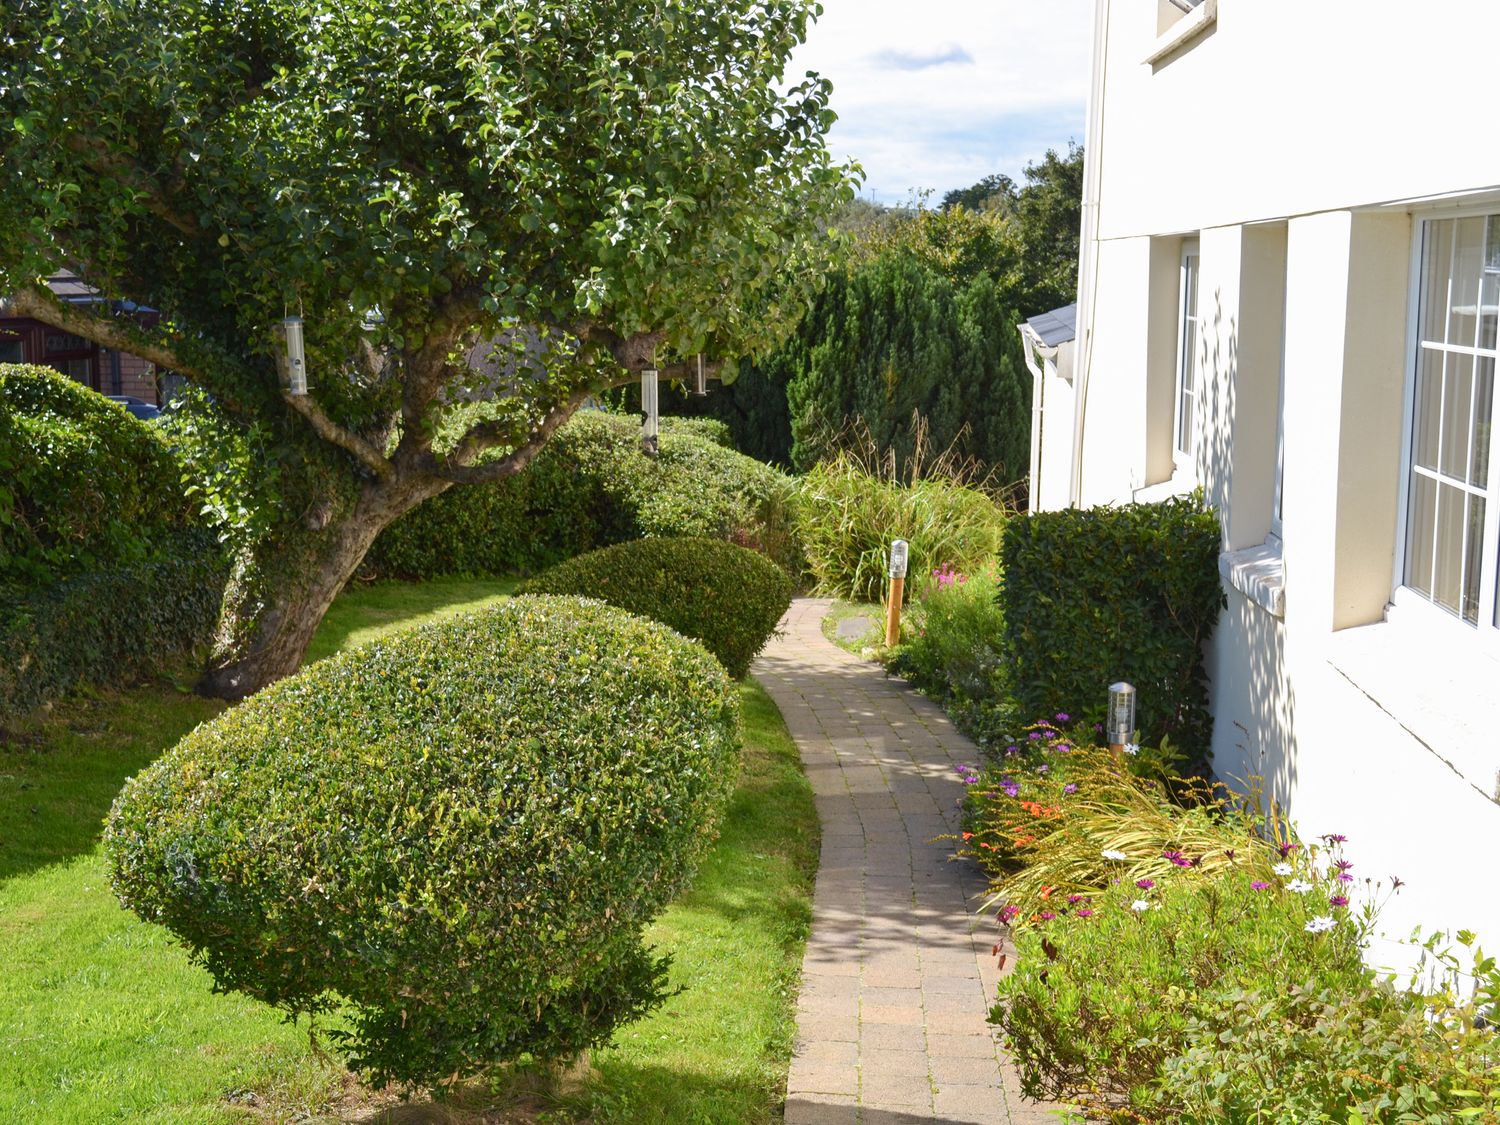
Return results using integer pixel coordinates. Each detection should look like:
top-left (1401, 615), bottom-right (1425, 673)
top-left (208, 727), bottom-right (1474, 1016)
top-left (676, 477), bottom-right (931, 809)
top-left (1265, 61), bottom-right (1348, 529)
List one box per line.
top-left (885, 538), bottom-right (909, 646)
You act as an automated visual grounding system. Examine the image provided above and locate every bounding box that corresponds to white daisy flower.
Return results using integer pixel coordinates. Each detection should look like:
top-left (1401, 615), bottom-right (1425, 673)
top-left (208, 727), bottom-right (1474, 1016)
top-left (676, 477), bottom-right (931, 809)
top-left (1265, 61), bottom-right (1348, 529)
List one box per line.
top-left (1123, 742), bottom-right (1140, 756)
top-left (1101, 849), bottom-right (1128, 861)
top-left (1130, 899), bottom-right (1151, 913)
top-left (1304, 915), bottom-right (1336, 933)
top-left (1286, 879), bottom-right (1313, 894)
top-left (1272, 863), bottom-right (1293, 876)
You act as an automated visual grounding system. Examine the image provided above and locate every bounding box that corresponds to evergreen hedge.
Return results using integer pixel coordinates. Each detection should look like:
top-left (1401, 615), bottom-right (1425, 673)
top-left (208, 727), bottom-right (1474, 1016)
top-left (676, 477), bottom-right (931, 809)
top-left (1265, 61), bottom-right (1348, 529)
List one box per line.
top-left (0, 538), bottom-right (227, 727)
top-left (0, 363), bottom-right (197, 585)
top-left (517, 537), bottom-right (793, 677)
top-left (997, 496), bottom-right (1224, 755)
top-left (104, 596), bottom-right (742, 1088)
top-left (367, 412), bottom-right (803, 580)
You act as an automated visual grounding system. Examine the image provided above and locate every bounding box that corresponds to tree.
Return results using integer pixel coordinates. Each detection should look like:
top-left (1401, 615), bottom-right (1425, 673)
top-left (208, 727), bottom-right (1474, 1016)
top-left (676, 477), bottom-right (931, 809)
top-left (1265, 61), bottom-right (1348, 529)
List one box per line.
top-left (0, 0), bottom-right (855, 697)
top-left (1009, 143), bottom-right (1085, 312)
top-left (940, 173), bottom-right (1016, 215)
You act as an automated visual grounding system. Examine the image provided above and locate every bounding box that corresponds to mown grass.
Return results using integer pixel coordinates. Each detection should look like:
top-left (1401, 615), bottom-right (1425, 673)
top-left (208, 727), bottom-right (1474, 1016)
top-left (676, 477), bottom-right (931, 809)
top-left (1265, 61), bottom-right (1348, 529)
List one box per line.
top-left (0, 579), bottom-right (816, 1123)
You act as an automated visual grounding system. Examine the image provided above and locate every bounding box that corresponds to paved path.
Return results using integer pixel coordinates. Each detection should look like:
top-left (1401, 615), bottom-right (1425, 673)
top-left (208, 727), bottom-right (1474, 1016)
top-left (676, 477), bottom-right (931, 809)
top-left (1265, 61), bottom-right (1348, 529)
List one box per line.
top-left (753, 599), bottom-right (1067, 1125)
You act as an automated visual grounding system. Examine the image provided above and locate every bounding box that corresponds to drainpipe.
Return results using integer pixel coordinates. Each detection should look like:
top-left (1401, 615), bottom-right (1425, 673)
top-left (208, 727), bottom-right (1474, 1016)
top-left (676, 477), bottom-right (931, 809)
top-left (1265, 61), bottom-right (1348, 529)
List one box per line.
top-left (1070, 0), bottom-right (1112, 508)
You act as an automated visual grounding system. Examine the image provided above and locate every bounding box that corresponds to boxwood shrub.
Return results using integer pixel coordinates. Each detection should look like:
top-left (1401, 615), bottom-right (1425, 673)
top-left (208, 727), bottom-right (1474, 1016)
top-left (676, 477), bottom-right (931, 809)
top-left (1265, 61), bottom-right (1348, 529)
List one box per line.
top-left (0, 363), bottom-right (197, 585)
top-left (104, 596), bottom-right (741, 1088)
top-left (997, 494), bottom-right (1224, 756)
top-left (367, 412), bottom-right (804, 580)
top-left (0, 535), bottom-right (227, 727)
top-left (516, 537), bottom-right (793, 678)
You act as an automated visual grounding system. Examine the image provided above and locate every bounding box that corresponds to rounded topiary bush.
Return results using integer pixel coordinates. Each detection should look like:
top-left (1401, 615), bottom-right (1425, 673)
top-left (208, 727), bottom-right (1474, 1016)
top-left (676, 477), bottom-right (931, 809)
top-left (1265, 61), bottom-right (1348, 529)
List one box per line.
top-left (516, 537), bottom-right (793, 678)
top-left (104, 596), bottom-right (741, 1087)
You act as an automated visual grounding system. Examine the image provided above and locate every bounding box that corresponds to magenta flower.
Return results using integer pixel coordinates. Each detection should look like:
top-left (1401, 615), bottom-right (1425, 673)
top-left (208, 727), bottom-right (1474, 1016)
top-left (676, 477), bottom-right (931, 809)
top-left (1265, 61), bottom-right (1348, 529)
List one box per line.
top-left (1337, 873), bottom-right (1353, 883)
top-left (1028, 731), bottom-right (1044, 741)
top-left (1056, 742), bottom-right (1072, 753)
top-left (1038, 911), bottom-right (1057, 921)
top-left (1224, 849), bottom-right (1236, 861)
top-left (1136, 878), bottom-right (1155, 890)
top-left (1330, 895), bottom-right (1350, 908)
top-left (1055, 713), bottom-right (1071, 723)
top-left (1277, 842), bottom-right (1299, 859)
top-left (1063, 783), bottom-right (1078, 795)
top-left (999, 904), bottom-right (1021, 923)
top-left (1162, 849), bottom-right (1183, 864)
top-left (1251, 881), bottom-right (1270, 891)
top-left (1076, 908), bottom-right (1095, 918)
top-left (1321, 833), bottom-right (1348, 844)
top-left (1333, 859), bottom-right (1354, 872)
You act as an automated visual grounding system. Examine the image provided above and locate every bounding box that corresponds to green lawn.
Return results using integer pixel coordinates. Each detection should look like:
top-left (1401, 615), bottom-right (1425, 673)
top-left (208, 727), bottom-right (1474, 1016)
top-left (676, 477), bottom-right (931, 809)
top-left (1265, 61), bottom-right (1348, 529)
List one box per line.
top-left (0, 579), bottom-right (817, 1123)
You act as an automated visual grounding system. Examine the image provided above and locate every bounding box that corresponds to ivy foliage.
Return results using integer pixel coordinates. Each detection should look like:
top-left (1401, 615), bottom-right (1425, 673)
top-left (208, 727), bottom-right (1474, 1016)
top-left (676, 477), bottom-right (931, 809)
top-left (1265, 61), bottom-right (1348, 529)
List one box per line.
top-left (0, 364), bottom-right (199, 585)
top-left (997, 495), bottom-right (1225, 757)
top-left (517, 536), bottom-right (794, 677)
top-left (104, 596), bottom-right (742, 1088)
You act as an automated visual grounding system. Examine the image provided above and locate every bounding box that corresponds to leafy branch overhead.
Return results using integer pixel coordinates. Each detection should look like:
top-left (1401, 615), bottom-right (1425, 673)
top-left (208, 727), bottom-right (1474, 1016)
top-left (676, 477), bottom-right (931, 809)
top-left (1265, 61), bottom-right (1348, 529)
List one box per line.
top-left (0, 0), bottom-right (858, 483)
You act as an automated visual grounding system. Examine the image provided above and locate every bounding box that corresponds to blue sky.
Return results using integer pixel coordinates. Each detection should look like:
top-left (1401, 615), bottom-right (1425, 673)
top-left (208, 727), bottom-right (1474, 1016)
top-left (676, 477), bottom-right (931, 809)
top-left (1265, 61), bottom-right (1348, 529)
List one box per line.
top-left (788, 0), bottom-right (1094, 205)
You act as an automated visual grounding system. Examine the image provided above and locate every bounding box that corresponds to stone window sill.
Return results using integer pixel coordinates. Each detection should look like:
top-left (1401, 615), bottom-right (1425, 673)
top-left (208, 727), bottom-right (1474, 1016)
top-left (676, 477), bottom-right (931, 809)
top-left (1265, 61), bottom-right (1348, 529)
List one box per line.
top-left (1145, 0), bottom-right (1218, 65)
top-left (1219, 540), bottom-right (1284, 619)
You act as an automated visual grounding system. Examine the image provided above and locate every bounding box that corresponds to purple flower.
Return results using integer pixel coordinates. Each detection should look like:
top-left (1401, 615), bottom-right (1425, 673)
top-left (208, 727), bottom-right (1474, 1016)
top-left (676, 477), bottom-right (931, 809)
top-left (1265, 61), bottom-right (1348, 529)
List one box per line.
top-left (1056, 742), bottom-right (1072, 753)
top-left (1001, 781), bottom-right (1020, 798)
top-left (1162, 849), bottom-right (1183, 863)
top-left (1277, 842), bottom-right (1299, 859)
top-left (1251, 881), bottom-right (1271, 891)
top-left (1067, 894), bottom-right (1085, 905)
top-left (1076, 908), bottom-right (1095, 918)
top-left (1224, 849), bottom-right (1236, 861)
top-left (1337, 873), bottom-right (1353, 883)
top-left (1005, 745), bottom-right (1020, 757)
top-left (1321, 833), bottom-right (1348, 844)
top-left (1093, 722), bottom-right (1105, 733)
top-left (1055, 713), bottom-right (1071, 723)
top-left (1391, 875), bottom-right (1405, 891)
top-left (1333, 859), bottom-right (1353, 872)
top-left (1036, 765), bottom-right (1049, 774)
top-left (1038, 911), bottom-right (1057, 921)
top-left (1028, 731), bottom-right (1044, 741)
top-left (1063, 783), bottom-right (1078, 795)
top-left (963, 776), bottom-right (979, 785)
top-left (1136, 878), bottom-right (1155, 890)
top-left (1330, 895), bottom-right (1350, 909)
top-left (999, 904), bottom-right (1020, 924)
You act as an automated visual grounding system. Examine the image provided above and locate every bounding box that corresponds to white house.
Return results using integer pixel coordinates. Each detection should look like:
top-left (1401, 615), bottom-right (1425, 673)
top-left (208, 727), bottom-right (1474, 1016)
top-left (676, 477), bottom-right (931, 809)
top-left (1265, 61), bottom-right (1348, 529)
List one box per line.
top-left (1025, 0), bottom-right (1500, 963)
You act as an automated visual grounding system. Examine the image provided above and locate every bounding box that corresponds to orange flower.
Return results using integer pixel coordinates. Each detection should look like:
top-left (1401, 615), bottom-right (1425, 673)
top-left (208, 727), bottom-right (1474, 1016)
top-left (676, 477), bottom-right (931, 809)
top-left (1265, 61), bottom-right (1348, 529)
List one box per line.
top-left (962, 831), bottom-right (974, 841)
top-left (1039, 885), bottom-right (1054, 900)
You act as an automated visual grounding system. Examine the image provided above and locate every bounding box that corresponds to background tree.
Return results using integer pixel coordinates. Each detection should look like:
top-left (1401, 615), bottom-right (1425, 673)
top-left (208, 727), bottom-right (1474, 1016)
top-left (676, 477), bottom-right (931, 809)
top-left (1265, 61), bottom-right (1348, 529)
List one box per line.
top-left (0, 0), bottom-right (855, 697)
top-left (676, 147), bottom-right (1083, 479)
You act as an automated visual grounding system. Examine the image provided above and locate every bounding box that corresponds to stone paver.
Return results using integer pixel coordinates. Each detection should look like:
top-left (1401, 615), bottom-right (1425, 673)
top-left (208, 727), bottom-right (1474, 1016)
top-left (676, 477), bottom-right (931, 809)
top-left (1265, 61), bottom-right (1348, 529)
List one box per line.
top-left (755, 599), bottom-right (1071, 1125)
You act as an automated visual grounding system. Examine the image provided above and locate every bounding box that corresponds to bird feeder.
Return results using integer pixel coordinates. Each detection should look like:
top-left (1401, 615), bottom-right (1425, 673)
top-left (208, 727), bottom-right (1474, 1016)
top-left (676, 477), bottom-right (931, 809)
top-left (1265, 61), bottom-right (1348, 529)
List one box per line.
top-left (280, 315), bottom-right (308, 395)
top-left (1107, 681), bottom-right (1136, 756)
top-left (690, 353), bottom-right (709, 397)
top-left (884, 538), bottom-right (909, 646)
top-left (640, 367), bottom-right (660, 457)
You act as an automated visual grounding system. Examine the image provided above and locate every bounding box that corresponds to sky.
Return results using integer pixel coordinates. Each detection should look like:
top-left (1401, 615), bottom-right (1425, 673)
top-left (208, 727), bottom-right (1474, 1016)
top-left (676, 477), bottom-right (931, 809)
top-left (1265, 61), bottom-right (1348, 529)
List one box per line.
top-left (786, 0), bottom-right (1094, 206)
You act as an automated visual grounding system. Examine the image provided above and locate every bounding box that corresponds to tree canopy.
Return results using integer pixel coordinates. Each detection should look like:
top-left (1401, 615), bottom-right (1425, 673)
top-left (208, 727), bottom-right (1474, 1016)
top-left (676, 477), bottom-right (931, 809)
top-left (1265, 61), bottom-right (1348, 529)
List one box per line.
top-left (0, 0), bottom-right (857, 693)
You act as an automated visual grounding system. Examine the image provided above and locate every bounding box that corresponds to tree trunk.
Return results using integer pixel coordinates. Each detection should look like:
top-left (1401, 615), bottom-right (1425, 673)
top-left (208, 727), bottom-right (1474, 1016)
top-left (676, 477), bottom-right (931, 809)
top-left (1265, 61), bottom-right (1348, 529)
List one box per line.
top-left (197, 475), bottom-right (447, 700)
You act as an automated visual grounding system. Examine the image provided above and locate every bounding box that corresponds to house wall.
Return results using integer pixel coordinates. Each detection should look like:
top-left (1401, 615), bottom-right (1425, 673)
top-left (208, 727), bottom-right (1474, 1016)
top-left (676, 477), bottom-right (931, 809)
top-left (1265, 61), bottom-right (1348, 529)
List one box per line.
top-left (1058, 0), bottom-right (1500, 962)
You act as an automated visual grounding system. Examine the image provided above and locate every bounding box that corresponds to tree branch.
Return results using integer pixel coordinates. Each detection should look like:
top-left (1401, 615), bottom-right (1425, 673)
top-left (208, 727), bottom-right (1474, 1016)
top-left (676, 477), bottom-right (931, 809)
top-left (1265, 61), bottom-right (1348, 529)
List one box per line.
top-left (7, 285), bottom-right (201, 378)
top-left (63, 135), bottom-right (204, 238)
top-left (280, 391), bottom-right (395, 480)
top-left (427, 387), bottom-right (597, 486)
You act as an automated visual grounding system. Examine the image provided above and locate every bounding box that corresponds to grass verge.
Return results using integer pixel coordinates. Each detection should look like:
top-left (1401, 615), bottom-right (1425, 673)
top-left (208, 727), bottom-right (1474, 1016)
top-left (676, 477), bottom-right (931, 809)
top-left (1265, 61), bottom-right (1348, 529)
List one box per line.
top-left (0, 579), bottom-right (816, 1124)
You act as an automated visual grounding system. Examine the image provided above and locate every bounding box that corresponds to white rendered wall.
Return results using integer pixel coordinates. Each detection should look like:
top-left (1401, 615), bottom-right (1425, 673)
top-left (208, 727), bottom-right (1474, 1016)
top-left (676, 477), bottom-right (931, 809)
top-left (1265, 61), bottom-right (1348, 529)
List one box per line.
top-left (1062, 0), bottom-right (1500, 957)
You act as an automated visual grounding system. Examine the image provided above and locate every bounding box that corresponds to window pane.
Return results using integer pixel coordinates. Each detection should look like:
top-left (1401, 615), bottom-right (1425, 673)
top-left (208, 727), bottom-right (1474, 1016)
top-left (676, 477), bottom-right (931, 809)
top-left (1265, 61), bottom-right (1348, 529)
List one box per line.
top-left (1414, 349), bottom-right (1444, 472)
top-left (1433, 481), bottom-right (1467, 614)
top-left (1474, 356), bottom-right (1494, 486)
top-left (1441, 352), bottom-right (1474, 480)
top-left (1464, 494), bottom-right (1485, 624)
top-left (1449, 217), bottom-right (1486, 348)
top-left (1406, 472), bottom-right (1437, 598)
top-left (1422, 220), bottom-right (1454, 345)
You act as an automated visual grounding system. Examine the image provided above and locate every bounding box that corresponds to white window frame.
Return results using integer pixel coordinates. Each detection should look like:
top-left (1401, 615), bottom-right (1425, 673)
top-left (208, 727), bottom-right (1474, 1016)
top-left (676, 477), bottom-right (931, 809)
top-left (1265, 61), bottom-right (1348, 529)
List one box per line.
top-left (1269, 281), bottom-right (1288, 544)
top-left (1172, 241), bottom-right (1201, 470)
top-left (1392, 208), bottom-right (1500, 650)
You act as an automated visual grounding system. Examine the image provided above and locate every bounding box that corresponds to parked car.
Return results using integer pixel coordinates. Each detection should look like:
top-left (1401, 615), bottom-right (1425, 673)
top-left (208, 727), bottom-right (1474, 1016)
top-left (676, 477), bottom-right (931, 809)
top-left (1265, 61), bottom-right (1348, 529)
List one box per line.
top-left (105, 394), bottom-right (162, 421)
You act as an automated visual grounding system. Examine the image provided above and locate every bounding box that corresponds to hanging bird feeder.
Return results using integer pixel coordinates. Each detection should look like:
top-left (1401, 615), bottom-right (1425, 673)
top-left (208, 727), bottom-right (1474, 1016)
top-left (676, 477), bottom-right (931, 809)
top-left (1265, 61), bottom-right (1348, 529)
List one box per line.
top-left (640, 367), bottom-right (660, 457)
top-left (280, 315), bottom-right (308, 395)
top-left (690, 353), bottom-right (709, 397)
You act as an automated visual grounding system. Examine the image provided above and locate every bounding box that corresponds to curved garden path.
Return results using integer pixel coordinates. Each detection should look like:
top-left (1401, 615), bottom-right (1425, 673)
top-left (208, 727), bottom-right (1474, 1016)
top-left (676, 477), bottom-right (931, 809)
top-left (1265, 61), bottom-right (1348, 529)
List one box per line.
top-left (753, 599), bottom-right (1067, 1125)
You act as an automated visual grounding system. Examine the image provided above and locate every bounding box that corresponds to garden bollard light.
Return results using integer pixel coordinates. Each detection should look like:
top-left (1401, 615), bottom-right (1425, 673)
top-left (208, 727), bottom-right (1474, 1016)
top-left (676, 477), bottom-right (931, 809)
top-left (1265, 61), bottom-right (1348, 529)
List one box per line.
top-left (885, 539), bottom-right (909, 646)
top-left (1108, 681), bottom-right (1136, 758)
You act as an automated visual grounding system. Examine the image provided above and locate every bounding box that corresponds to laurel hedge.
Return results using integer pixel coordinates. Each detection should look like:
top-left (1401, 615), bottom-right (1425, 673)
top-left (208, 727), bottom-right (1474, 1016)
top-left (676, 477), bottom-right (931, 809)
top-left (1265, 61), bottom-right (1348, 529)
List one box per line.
top-left (516, 537), bottom-right (793, 678)
top-left (104, 596), bottom-right (741, 1088)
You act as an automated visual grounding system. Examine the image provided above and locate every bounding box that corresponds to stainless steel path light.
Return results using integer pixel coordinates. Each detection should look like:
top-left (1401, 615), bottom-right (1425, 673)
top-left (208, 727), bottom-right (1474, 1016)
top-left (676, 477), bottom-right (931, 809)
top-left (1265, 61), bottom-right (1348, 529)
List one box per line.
top-left (1108, 681), bottom-right (1137, 758)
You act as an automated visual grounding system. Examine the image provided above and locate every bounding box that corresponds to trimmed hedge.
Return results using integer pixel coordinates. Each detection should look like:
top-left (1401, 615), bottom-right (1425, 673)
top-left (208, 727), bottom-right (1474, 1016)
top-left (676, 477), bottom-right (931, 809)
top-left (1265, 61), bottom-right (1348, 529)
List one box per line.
top-left (104, 596), bottom-right (742, 1088)
top-left (996, 494), bottom-right (1224, 755)
top-left (0, 364), bottom-right (197, 585)
top-left (367, 411), bottom-right (804, 580)
top-left (517, 537), bottom-right (793, 678)
top-left (0, 538), bottom-right (227, 727)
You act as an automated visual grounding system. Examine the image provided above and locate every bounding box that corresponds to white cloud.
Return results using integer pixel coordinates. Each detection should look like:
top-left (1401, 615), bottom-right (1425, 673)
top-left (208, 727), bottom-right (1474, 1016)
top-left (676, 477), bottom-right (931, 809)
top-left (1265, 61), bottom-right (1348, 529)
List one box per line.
top-left (789, 0), bottom-right (1094, 203)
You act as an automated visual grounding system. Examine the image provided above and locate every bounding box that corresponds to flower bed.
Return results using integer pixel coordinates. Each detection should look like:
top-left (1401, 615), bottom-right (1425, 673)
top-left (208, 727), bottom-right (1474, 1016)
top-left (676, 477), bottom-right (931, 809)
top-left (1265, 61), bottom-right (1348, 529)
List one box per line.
top-left (963, 720), bottom-right (1500, 1121)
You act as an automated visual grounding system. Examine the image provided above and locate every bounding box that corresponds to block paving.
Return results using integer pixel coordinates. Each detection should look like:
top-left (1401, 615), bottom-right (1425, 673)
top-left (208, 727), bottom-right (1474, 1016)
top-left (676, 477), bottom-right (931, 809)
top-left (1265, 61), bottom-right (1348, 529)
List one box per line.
top-left (753, 599), bottom-right (1073, 1125)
